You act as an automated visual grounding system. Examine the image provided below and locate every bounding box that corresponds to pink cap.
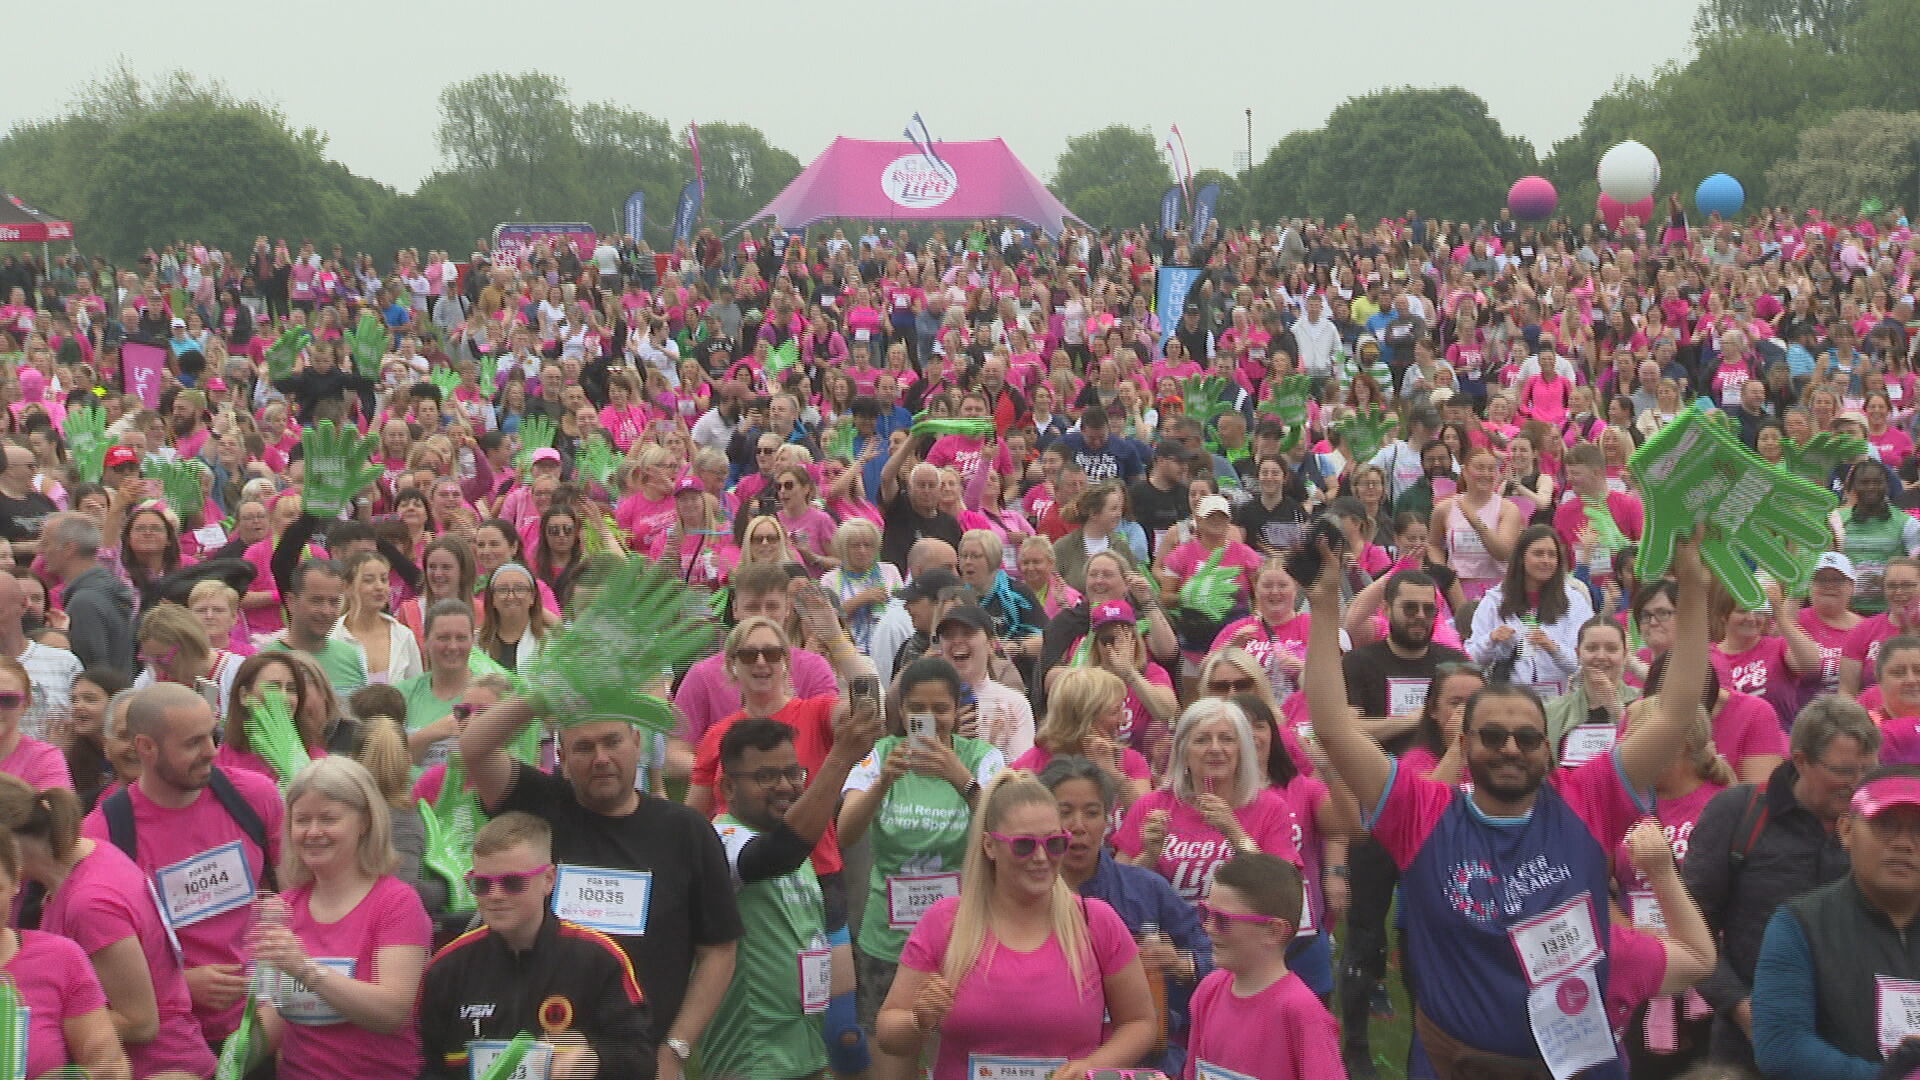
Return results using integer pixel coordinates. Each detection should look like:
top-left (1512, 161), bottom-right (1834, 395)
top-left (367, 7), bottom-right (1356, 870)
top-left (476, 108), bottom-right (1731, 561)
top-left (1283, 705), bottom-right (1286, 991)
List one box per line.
top-left (674, 476), bottom-right (705, 496)
top-left (1090, 599), bottom-right (1136, 630)
top-left (529, 447), bottom-right (562, 466)
top-left (206, 377), bottom-right (228, 393)
top-left (1851, 777), bottom-right (1920, 818)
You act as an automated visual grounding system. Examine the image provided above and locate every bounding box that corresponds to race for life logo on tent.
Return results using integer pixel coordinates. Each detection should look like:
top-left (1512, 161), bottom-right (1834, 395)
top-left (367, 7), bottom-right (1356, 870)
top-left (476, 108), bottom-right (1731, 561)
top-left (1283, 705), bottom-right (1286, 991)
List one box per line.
top-left (880, 154), bottom-right (956, 210)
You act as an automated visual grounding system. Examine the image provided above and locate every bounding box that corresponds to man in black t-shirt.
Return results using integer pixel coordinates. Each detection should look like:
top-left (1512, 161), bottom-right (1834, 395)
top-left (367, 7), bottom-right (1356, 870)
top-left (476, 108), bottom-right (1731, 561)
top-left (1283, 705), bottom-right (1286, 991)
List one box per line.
top-left (1128, 443), bottom-right (1191, 557)
top-left (878, 445), bottom-right (964, 574)
top-left (0, 443), bottom-right (56, 564)
top-left (464, 703), bottom-right (743, 1080)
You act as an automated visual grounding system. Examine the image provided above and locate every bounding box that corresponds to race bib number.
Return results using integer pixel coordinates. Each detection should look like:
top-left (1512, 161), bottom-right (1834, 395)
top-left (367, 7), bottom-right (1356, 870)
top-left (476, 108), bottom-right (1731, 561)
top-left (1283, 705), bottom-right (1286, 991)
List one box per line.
top-left (155, 840), bottom-right (257, 928)
top-left (1878, 976), bottom-right (1920, 1056)
top-left (799, 946), bottom-right (832, 1015)
top-left (552, 866), bottom-right (652, 935)
top-left (1387, 677), bottom-right (1428, 718)
top-left (1198, 1062), bottom-right (1259, 1080)
top-left (967, 1055), bottom-right (1067, 1080)
top-left (469, 1040), bottom-right (554, 1080)
top-left (885, 872), bottom-right (960, 929)
top-left (1527, 967), bottom-right (1614, 1080)
top-left (854, 328), bottom-right (871, 342)
top-left (1628, 890), bottom-right (1667, 933)
top-left (1559, 724), bottom-right (1617, 768)
top-left (1509, 892), bottom-right (1601, 987)
top-left (273, 958), bottom-right (356, 1025)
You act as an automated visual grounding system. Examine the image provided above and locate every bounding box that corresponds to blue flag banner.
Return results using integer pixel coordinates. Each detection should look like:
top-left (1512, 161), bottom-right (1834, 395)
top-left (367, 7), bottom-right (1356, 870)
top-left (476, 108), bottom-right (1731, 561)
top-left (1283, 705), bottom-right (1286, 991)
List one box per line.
top-left (672, 182), bottom-right (702, 245)
top-left (1158, 266), bottom-right (1202, 347)
top-left (622, 190), bottom-right (646, 242)
top-left (1191, 182), bottom-right (1222, 244)
top-left (1159, 186), bottom-right (1182, 236)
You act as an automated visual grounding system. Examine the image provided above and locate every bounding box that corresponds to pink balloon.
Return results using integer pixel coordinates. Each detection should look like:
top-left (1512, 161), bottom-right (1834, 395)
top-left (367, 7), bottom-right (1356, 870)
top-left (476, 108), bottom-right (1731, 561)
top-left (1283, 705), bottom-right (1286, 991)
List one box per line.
top-left (1598, 194), bottom-right (1655, 230)
top-left (1507, 176), bottom-right (1558, 220)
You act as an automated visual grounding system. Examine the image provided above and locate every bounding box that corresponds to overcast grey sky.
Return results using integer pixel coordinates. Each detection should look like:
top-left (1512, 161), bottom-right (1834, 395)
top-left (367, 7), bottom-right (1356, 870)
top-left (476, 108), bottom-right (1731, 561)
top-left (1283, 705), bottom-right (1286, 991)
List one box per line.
top-left (5, 0), bottom-right (1698, 192)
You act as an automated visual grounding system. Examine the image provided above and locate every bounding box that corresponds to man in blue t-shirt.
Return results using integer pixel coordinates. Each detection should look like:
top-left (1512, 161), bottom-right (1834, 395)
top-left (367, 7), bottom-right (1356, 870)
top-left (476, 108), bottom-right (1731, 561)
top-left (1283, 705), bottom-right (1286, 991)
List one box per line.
top-left (1301, 530), bottom-right (1712, 1078)
top-left (1055, 405), bottom-right (1146, 485)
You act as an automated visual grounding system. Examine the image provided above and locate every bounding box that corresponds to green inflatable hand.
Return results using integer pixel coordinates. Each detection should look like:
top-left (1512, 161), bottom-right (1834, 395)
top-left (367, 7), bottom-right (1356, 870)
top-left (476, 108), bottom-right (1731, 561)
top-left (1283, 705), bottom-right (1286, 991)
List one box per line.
top-left (300, 420), bottom-right (384, 520)
top-left (1334, 405), bottom-right (1397, 465)
top-left (1780, 432), bottom-right (1868, 485)
top-left (1630, 405), bottom-right (1838, 610)
top-left (576, 436), bottom-right (621, 490)
top-left (244, 685), bottom-right (311, 789)
top-left (1178, 548), bottom-right (1241, 622)
top-left (265, 328), bottom-right (311, 382)
top-left (343, 312), bottom-right (390, 378)
top-left (64, 405), bottom-right (110, 484)
top-left (764, 340), bottom-right (801, 378)
top-left (143, 457), bottom-right (206, 523)
top-left (515, 417), bottom-right (557, 476)
top-left (427, 368), bottom-right (460, 400)
top-left (1180, 375), bottom-right (1235, 432)
top-left (1259, 374), bottom-right (1313, 428)
top-left (909, 413), bottom-right (995, 438)
top-left (521, 558), bottom-right (722, 735)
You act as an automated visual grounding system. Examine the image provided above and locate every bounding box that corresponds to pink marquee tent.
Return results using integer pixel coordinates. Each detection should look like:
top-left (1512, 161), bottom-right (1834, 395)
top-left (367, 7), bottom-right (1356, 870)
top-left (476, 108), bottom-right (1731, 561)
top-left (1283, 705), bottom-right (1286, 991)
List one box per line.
top-left (744, 137), bottom-right (1083, 235)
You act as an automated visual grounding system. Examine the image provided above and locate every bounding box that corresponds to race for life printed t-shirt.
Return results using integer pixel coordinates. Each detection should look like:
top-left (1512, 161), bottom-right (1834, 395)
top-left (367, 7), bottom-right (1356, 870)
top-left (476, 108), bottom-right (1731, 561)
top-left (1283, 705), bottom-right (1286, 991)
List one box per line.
top-left (78, 767), bottom-right (285, 1042)
top-left (703, 814), bottom-right (830, 1080)
top-left (273, 875), bottom-right (432, 1080)
top-left (899, 894), bottom-right (1138, 1080)
top-left (40, 842), bottom-right (216, 1080)
top-left (843, 734), bottom-right (1004, 961)
top-left (1184, 969), bottom-right (1345, 1080)
top-left (1369, 750), bottom-right (1648, 1075)
top-left (1113, 788), bottom-right (1304, 904)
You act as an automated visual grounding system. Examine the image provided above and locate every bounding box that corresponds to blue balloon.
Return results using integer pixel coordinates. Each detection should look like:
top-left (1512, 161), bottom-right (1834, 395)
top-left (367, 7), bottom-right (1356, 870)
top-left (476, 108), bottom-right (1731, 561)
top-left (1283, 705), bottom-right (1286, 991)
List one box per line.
top-left (1695, 173), bottom-right (1745, 219)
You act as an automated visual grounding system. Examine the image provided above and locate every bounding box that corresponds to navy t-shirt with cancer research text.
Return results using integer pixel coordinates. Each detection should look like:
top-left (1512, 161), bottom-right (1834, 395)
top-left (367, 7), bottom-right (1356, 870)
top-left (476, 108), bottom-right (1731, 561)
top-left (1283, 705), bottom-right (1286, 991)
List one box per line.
top-left (1369, 750), bottom-right (1649, 1075)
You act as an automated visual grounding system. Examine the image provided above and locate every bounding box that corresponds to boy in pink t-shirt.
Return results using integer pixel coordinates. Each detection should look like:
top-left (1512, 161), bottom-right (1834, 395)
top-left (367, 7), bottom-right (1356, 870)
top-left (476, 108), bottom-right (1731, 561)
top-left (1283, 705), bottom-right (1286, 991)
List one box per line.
top-left (1184, 854), bottom-right (1345, 1080)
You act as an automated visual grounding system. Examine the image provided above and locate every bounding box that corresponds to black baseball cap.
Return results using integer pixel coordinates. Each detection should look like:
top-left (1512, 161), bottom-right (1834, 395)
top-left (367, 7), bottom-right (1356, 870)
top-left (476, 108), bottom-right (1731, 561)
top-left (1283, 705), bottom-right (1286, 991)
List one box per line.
top-left (935, 604), bottom-right (994, 638)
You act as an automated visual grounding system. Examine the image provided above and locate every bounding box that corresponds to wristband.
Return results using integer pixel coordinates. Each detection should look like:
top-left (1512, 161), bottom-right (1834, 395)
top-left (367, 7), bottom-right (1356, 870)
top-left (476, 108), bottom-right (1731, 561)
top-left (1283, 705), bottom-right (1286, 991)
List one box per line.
top-left (1327, 865), bottom-right (1350, 879)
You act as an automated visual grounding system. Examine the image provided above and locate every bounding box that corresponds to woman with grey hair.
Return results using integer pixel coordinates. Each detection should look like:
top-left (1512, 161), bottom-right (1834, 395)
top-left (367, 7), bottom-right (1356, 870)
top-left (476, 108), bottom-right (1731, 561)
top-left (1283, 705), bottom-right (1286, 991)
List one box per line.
top-left (247, 756), bottom-right (432, 1080)
top-left (1111, 697), bottom-right (1307, 904)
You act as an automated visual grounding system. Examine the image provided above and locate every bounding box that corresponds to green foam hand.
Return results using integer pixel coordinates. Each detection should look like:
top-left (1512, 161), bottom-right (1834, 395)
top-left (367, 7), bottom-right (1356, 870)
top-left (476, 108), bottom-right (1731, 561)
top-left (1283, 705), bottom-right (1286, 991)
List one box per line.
top-left (581, 511), bottom-right (624, 559)
top-left (244, 685), bottom-right (311, 788)
top-left (465, 652), bottom-right (541, 764)
top-left (477, 1034), bottom-right (540, 1080)
top-left (213, 989), bottom-right (262, 1080)
top-left (0, 975), bottom-right (22, 1080)
top-left (576, 436), bottom-right (621, 490)
top-left (825, 419), bottom-right (858, 463)
top-left (477, 349), bottom-right (497, 391)
top-left (64, 405), bottom-right (109, 484)
top-left (421, 755), bottom-right (481, 914)
top-left (1334, 405), bottom-right (1397, 465)
top-left (1780, 432), bottom-right (1868, 485)
top-left (764, 339), bottom-right (801, 378)
top-left (1259, 375), bottom-right (1313, 428)
top-left (344, 312), bottom-right (390, 378)
top-left (515, 417), bottom-right (556, 476)
top-left (1180, 375), bottom-right (1235, 431)
top-left (300, 419), bottom-right (384, 520)
top-left (909, 412), bottom-right (996, 438)
top-left (171, 286), bottom-right (192, 324)
top-left (426, 368), bottom-right (460, 400)
top-left (1630, 405), bottom-right (1838, 609)
top-left (1179, 548), bottom-right (1240, 622)
top-left (143, 457), bottom-right (205, 522)
top-left (265, 328), bottom-right (311, 381)
top-left (521, 558), bottom-right (722, 735)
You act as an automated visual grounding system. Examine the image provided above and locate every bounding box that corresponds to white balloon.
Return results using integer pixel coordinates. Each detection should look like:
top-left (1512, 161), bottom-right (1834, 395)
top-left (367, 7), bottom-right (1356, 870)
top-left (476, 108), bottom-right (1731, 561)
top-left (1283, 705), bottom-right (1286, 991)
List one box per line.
top-left (1597, 140), bottom-right (1661, 203)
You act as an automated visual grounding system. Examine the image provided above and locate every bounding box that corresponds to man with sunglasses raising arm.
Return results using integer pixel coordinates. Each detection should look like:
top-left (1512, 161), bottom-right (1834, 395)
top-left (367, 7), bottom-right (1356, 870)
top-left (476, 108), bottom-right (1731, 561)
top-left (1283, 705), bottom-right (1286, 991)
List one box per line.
top-left (418, 811), bottom-right (652, 1080)
top-left (1305, 529), bottom-right (1712, 1080)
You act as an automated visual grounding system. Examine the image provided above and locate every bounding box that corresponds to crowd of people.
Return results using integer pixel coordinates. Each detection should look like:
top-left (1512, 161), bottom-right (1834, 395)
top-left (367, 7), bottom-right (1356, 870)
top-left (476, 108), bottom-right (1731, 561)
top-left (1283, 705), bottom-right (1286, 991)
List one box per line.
top-left (1, 199), bottom-right (1919, 1080)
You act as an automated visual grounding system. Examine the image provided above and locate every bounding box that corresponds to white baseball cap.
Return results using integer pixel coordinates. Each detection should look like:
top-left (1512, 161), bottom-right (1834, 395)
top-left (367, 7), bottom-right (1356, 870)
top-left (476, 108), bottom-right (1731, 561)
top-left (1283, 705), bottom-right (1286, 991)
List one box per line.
top-left (1813, 552), bottom-right (1857, 581)
top-left (1197, 494), bottom-right (1233, 519)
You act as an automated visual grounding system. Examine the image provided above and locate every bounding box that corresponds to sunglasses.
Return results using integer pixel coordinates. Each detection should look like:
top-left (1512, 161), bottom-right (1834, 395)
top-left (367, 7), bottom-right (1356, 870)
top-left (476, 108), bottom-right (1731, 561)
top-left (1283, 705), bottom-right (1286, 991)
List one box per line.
top-left (757, 445), bottom-right (778, 454)
top-left (777, 481), bottom-right (800, 491)
top-left (1195, 901), bottom-right (1283, 932)
top-left (1397, 602), bottom-right (1439, 617)
top-left (1207, 677), bottom-right (1257, 696)
top-left (465, 865), bottom-right (551, 897)
top-left (0, 692), bottom-right (26, 709)
top-left (988, 830), bottom-right (1072, 859)
top-left (546, 524), bottom-right (576, 536)
top-left (732, 645), bottom-right (786, 665)
top-left (1474, 725), bottom-right (1549, 752)
top-left (730, 764), bottom-right (809, 787)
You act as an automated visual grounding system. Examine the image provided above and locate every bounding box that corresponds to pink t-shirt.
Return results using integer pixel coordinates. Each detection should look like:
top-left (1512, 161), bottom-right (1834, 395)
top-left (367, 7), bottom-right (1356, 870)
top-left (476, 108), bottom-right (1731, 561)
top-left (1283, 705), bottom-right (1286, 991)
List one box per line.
top-left (671, 646), bottom-right (840, 743)
top-left (1799, 609), bottom-right (1857, 695)
top-left (1212, 613), bottom-right (1314, 698)
top-left (779, 506), bottom-right (839, 563)
top-left (1010, 743), bottom-right (1151, 781)
top-left (277, 875), bottom-right (432, 1080)
top-left (1113, 788), bottom-right (1303, 903)
top-left (8, 930), bottom-right (109, 1080)
top-left (1877, 709), bottom-right (1920, 765)
top-left (1612, 782), bottom-right (1725, 897)
top-left (1713, 693), bottom-right (1790, 772)
top-left (41, 843), bottom-right (216, 1079)
top-left (899, 894), bottom-right (1138, 1080)
top-left (614, 489), bottom-right (677, 540)
top-left (78, 768), bottom-right (286, 1042)
top-left (0, 735), bottom-right (71, 791)
top-left (1163, 541), bottom-right (1264, 610)
top-left (1710, 637), bottom-right (1792, 703)
top-left (1183, 969), bottom-right (1344, 1080)
top-left (1844, 613), bottom-right (1901, 692)
top-left (1603, 924), bottom-right (1669, 1035)
top-left (1277, 776), bottom-right (1331, 934)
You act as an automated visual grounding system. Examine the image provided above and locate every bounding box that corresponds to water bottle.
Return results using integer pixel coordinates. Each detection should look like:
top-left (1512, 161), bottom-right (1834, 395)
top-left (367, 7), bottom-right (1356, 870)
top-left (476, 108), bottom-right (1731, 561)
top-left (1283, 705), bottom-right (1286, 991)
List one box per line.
top-left (1138, 921), bottom-right (1170, 1054)
top-left (250, 892), bottom-right (291, 1006)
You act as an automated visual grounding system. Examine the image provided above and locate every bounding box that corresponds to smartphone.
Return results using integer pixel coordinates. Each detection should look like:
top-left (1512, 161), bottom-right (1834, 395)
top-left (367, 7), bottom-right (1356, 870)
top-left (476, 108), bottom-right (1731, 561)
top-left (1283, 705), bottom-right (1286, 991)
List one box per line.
top-left (907, 712), bottom-right (937, 742)
top-left (850, 674), bottom-right (881, 717)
